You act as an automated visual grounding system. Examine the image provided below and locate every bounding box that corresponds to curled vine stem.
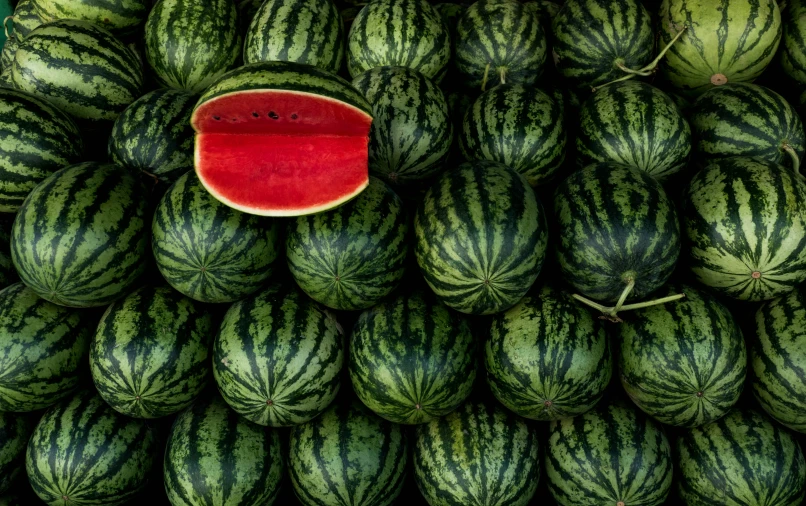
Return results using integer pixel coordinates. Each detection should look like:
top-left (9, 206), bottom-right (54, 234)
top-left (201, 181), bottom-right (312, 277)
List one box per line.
top-left (572, 279), bottom-right (686, 322)
top-left (782, 142), bottom-right (801, 176)
top-left (3, 16), bottom-right (12, 39)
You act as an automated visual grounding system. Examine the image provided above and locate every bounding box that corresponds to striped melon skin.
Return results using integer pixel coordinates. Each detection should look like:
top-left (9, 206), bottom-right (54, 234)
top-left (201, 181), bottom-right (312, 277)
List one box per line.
top-left (677, 409), bottom-right (806, 505)
top-left (0, 36), bottom-right (17, 71)
top-left (659, 0), bottom-right (782, 97)
top-left (618, 284), bottom-right (747, 428)
top-left (153, 171), bottom-right (280, 304)
top-left (576, 81), bottom-right (691, 180)
top-left (414, 400), bottom-right (540, 506)
top-left (108, 89), bottom-right (196, 185)
top-left (244, 0), bottom-right (344, 74)
top-left (414, 161), bottom-right (548, 315)
top-left (352, 66), bottom-right (452, 185)
top-left (287, 177), bottom-right (408, 311)
top-left (553, 164), bottom-right (681, 303)
top-left (455, 0), bottom-right (546, 90)
top-left (546, 402), bottom-right (673, 505)
top-left (0, 412), bottom-right (32, 494)
top-left (31, 0), bottom-right (149, 36)
top-left (781, 0), bottom-right (806, 84)
top-left (0, 283), bottom-right (91, 412)
top-left (349, 290), bottom-right (476, 425)
top-left (751, 287), bottom-right (806, 433)
top-left (89, 285), bottom-right (213, 419)
top-left (10, 19), bottom-right (143, 123)
top-left (485, 284), bottom-right (612, 421)
top-left (0, 87), bottom-right (83, 212)
top-left (551, 0), bottom-right (653, 89)
top-left (11, 162), bottom-right (148, 308)
top-left (459, 83), bottom-right (566, 187)
top-left (690, 83), bottom-right (805, 171)
top-left (682, 157), bottom-right (806, 301)
top-left (213, 284), bottom-right (343, 427)
top-left (347, 0), bottom-right (450, 80)
top-left (145, 0), bottom-right (241, 94)
top-left (164, 394), bottom-right (285, 506)
top-left (8, 0), bottom-right (45, 41)
top-left (26, 390), bottom-right (157, 506)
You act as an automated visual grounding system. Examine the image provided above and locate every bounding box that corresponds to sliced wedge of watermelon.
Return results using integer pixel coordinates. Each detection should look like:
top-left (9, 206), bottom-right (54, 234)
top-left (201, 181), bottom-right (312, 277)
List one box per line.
top-left (191, 62), bottom-right (373, 216)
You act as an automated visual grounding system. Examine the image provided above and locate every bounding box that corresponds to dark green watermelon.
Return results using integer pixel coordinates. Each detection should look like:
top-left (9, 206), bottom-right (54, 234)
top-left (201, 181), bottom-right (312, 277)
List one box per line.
top-left (781, 0), bottom-right (806, 84)
top-left (7, 0), bottom-right (45, 41)
top-left (0, 412), bottom-right (32, 494)
top-left (0, 35), bottom-right (17, 70)
top-left (31, 0), bottom-right (149, 36)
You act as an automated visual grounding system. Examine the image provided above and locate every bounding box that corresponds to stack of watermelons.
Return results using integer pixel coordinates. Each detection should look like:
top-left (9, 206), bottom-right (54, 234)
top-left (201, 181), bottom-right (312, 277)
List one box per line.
top-left (0, 0), bottom-right (805, 504)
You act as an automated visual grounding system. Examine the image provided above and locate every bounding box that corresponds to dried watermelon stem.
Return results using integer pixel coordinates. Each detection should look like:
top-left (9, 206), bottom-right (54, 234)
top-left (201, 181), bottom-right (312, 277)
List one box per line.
top-left (572, 279), bottom-right (685, 322)
top-left (782, 142), bottom-right (801, 175)
top-left (481, 63), bottom-right (491, 91)
top-left (3, 16), bottom-right (12, 39)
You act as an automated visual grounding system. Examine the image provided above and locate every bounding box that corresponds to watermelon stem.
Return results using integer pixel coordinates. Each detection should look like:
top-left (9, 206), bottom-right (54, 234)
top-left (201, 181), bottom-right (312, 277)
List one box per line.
top-left (3, 16), bottom-right (11, 39)
top-left (781, 142), bottom-right (801, 175)
top-left (499, 67), bottom-right (507, 86)
top-left (572, 281), bottom-right (686, 322)
top-left (481, 63), bottom-right (491, 91)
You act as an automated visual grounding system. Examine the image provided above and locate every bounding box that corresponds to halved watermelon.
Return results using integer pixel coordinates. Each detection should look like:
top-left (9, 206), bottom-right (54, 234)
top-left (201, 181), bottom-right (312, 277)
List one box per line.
top-left (191, 61), bottom-right (373, 216)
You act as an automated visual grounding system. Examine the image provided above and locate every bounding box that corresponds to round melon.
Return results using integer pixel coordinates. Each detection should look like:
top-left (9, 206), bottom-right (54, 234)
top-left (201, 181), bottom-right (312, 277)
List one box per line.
top-left (31, 0), bottom-right (148, 36)
top-left (781, 0), bottom-right (806, 85)
top-left (8, 0), bottom-right (45, 40)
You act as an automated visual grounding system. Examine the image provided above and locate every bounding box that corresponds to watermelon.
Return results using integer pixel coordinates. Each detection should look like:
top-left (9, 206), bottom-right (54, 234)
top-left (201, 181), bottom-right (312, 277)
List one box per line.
top-left (485, 284), bottom-right (612, 421)
top-left (0, 283), bottom-right (92, 412)
top-left (677, 409), bottom-right (806, 505)
top-left (352, 65), bottom-right (453, 185)
top-left (659, 0), bottom-right (782, 96)
top-left (287, 177), bottom-right (408, 311)
top-left (781, 0), bottom-right (806, 85)
top-left (213, 284), bottom-right (343, 427)
top-left (0, 87), bottom-right (83, 213)
top-left (289, 399), bottom-right (408, 506)
top-left (145, 0), bottom-right (241, 94)
top-left (546, 401), bottom-right (673, 505)
top-left (347, 0), bottom-right (450, 81)
top-left (690, 83), bottom-right (805, 173)
top-left (618, 283), bottom-right (747, 427)
top-left (751, 287), bottom-right (806, 433)
top-left (244, 0), bottom-right (344, 74)
top-left (414, 400), bottom-right (540, 506)
top-left (454, 0), bottom-right (546, 90)
top-left (553, 164), bottom-right (682, 320)
top-left (0, 412), bottom-right (32, 494)
top-left (576, 81), bottom-right (692, 180)
top-left (349, 290), bottom-right (476, 424)
top-left (31, 0), bottom-right (149, 35)
top-left (164, 394), bottom-right (285, 506)
top-left (6, 0), bottom-right (45, 41)
top-left (0, 35), bottom-right (16, 70)
top-left (90, 285), bottom-right (213, 419)
top-left (108, 89), bottom-right (196, 186)
top-left (191, 61), bottom-right (373, 217)
top-left (153, 171), bottom-right (281, 304)
top-left (26, 390), bottom-right (157, 506)
top-left (10, 19), bottom-right (143, 123)
top-left (11, 162), bottom-right (148, 308)
top-left (415, 161), bottom-right (548, 315)
top-left (459, 83), bottom-right (566, 186)
top-left (682, 157), bottom-right (806, 301)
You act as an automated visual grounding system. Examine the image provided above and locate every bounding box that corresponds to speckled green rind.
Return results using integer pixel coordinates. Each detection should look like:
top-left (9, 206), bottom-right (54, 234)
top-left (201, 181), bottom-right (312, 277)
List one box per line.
top-left (11, 162), bottom-right (148, 308)
top-left (0, 87), bottom-right (83, 213)
top-left (676, 409), bottom-right (806, 506)
top-left (690, 83), bottom-right (805, 171)
top-left (659, 0), bottom-right (782, 97)
top-left (551, 0), bottom-right (653, 89)
top-left (145, 0), bottom-right (241, 94)
top-left (153, 171), bottom-right (279, 304)
top-left (0, 36), bottom-right (17, 71)
top-left (0, 283), bottom-right (91, 412)
top-left (781, 0), bottom-right (806, 84)
top-left (415, 161), bottom-right (548, 315)
top-left (11, 19), bottom-right (143, 123)
top-left (413, 400), bottom-right (540, 506)
top-left (108, 89), bottom-right (196, 185)
top-left (213, 284), bottom-right (343, 427)
top-left (0, 412), bottom-right (32, 494)
top-left (682, 157), bottom-right (806, 301)
top-left (751, 287), bottom-right (806, 433)
top-left (352, 66), bottom-right (452, 185)
top-left (618, 283), bottom-right (747, 428)
top-left (26, 390), bottom-right (157, 506)
top-left (164, 394), bottom-right (284, 506)
top-left (89, 286), bottom-right (213, 419)
top-left (576, 81), bottom-right (691, 180)
top-left (460, 83), bottom-right (566, 187)
top-left (31, 0), bottom-right (148, 36)
top-left (287, 176), bottom-right (408, 311)
top-left (486, 284), bottom-right (611, 421)
top-left (8, 0), bottom-right (45, 40)
top-left (289, 399), bottom-right (408, 506)
top-left (349, 291), bottom-right (476, 425)
top-left (454, 0), bottom-right (546, 89)
top-left (244, 0), bottom-right (344, 74)
top-left (347, 0), bottom-right (450, 80)
top-left (553, 163), bottom-right (681, 303)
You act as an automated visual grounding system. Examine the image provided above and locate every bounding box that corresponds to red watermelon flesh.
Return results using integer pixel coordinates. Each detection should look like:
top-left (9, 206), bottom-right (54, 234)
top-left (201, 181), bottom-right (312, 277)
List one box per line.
top-left (193, 90), bottom-right (372, 216)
